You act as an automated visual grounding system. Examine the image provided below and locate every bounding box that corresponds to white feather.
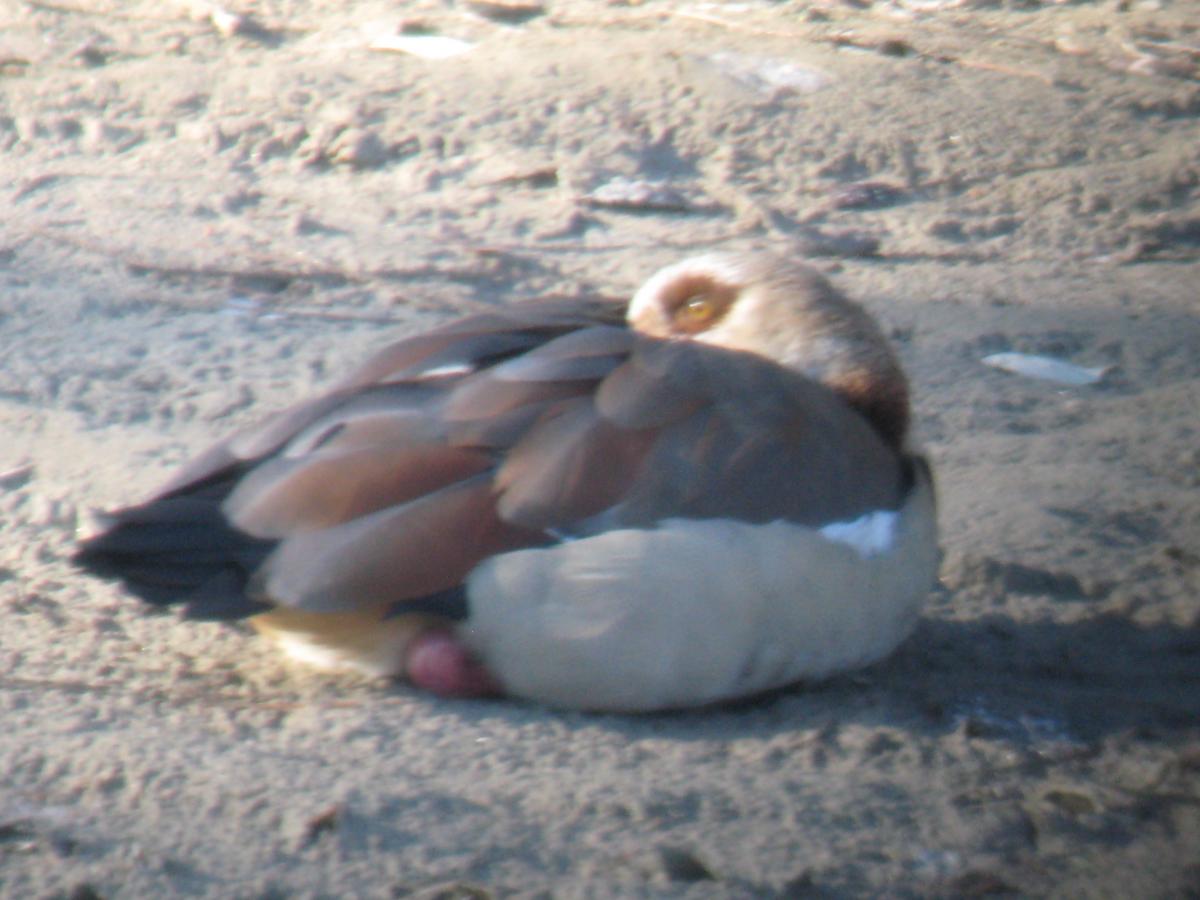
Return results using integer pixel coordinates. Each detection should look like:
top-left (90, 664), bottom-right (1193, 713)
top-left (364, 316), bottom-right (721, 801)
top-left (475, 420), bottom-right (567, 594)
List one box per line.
top-left (982, 352), bottom-right (1109, 386)
top-left (463, 470), bottom-right (937, 711)
top-left (819, 509), bottom-right (898, 558)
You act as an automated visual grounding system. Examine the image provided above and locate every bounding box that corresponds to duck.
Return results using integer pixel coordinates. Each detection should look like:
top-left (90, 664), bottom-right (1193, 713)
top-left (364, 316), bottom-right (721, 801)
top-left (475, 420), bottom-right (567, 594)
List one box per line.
top-left (74, 252), bottom-right (938, 712)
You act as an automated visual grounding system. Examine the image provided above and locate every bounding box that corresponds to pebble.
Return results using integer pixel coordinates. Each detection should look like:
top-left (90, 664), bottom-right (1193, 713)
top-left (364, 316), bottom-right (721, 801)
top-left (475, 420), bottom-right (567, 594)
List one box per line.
top-left (177, 120), bottom-right (228, 155)
top-left (0, 462), bottom-right (34, 490)
top-left (585, 178), bottom-right (692, 213)
top-left (369, 34), bottom-right (475, 60)
top-left (464, 0), bottom-right (545, 24)
top-left (295, 805), bottom-right (340, 848)
top-left (1041, 788), bottom-right (1097, 816)
top-left (656, 846), bottom-right (716, 882)
top-left (797, 229), bottom-right (880, 258)
top-left (945, 870), bottom-right (1020, 897)
top-left (206, 7), bottom-right (268, 40)
top-left (828, 181), bottom-right (906, 211)
top-left (328, 128), bottom-right (389, 170)
top-left (534, 208), bottom-right (592, 240)
top-left (26, 494), bottom-right (77, 530)
top-left (220, 189), bottom-right (263, 214)
top-left (82, 119), bottom-right (142, 154)
top-left (403, 883), bottom-right (491, 900)
top-left (15, 116), bottom-right (42, 143)
top-left (52, 118), bottom-right (82, 140)
top-left (296, 123), bottom-right (343, 167)
top-left (210, 8), bottom-right (247, 38)
top-left (70, 40), bottom-right (112, 68)
top-left (289, 213), bottom-right (333, 236)
top-left (707, 52), bottom-right (830, 99)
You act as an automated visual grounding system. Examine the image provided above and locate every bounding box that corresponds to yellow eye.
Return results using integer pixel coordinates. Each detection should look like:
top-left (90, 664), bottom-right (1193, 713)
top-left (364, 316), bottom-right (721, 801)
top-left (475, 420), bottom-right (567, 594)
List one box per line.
top-left (665, 283), bottom-right (733, 334)
top-left (678, 293), bottom-right (716, 324)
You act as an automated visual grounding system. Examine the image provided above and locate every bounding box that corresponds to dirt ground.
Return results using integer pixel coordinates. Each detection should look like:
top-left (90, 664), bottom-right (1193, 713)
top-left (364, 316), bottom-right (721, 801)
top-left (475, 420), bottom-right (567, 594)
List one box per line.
top-left (1, 0), bottom-right (1199, 897)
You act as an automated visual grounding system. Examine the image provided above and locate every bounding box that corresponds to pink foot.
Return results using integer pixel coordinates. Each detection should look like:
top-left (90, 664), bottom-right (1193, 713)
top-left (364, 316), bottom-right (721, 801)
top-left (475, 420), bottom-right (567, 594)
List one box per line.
top-left (406, 629), bottom-right (502, 699)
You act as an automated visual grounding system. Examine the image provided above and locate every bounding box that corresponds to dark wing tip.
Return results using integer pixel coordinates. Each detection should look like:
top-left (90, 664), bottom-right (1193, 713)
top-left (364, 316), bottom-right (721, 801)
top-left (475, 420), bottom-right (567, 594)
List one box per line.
top-left (73, 498), bottom-right (276, 621)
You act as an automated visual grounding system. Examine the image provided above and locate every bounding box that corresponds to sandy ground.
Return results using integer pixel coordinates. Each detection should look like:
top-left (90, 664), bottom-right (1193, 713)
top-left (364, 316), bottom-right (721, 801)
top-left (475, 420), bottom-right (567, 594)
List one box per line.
top-left (2, 0), bottom-right (1199, 896)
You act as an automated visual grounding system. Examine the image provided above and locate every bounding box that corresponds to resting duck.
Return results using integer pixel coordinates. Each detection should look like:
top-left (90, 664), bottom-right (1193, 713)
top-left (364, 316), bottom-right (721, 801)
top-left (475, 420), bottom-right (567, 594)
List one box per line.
top-left (75, 252), bottom-right (938, 712)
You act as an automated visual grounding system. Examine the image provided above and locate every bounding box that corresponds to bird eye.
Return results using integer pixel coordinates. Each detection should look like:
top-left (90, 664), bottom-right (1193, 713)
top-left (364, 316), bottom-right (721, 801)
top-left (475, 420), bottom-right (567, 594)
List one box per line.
top-left (677, 293), bottom-right (716, 325)
top-left (661, 281), bottom-right (734, 335)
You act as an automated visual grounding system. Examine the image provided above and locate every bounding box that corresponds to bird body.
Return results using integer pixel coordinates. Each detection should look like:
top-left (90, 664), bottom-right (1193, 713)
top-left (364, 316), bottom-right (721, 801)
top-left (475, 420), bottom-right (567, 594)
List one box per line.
top-left (76, 252), bottom-right (938, 711)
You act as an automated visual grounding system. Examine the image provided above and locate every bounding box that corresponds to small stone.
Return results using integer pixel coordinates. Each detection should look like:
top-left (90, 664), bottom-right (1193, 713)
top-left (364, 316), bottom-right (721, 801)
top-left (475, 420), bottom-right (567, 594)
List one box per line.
top-left (0, 58), bottom-right (30, 76)
top-left (81, 119), bottom-right (142, 153)
top-left (329, 128), bottom-right (389, 169)
top-left (812, 230), bottom-right (880, 257)
top-left (535, 208), bottom-right (593, 240)
top-left (464, 0), bottom-right (545, 24)
top-left (67, 883), bottom-right (105, 900)
top-left (656, 846), bottom-right (716, 882)
top-left (26, 494), bottom-right (56, 527)
top-left (781, 869), bottom-right (818, 894)
top-left (26, 494), bottom-right (77, 529)
top-left (298, 805), bottom-right (340, 847)
top-left (930, 218), bottom-right (967, 242)
top-left (828, 181), bottom-right (906, 211)
top-left (15, 116), bottom-right (42, 143)
top-left (585, 178), bottom-right (692, 213)
top-left (210, 8), bottom-right (244, 37)
top-left (189, 120), bottom-right (228, 155)
top-left (407, 883), bottom-right (492, 900)
top-left (220, 189), bottom-right (263, 214)
top-left (53, 118), bottom-right (82, 140)
top-left (209, 7), bottom-right (263, 38)
top-left (296, 122), bottom-right (343, 167)
top-left (946, 870), bottom-right (1020, 897)
top-left (0, 462), bottom-right (34, 490)
top-left (1042, 788), bottom-right (1096, 816)
top-left (71, 40), bottom-right (112, 67)
top-left (288, 214), bottom-right (339, 236)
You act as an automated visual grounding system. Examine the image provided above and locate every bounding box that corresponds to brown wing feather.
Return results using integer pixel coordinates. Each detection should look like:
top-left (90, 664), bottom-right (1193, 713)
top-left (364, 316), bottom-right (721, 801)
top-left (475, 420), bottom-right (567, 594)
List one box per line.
top-left (482, 325), bottom-right (633, 383)
top-left (253, 475), bottom-right (546, 613)
top-left (337, 298), bottom-right (627, 389)
top-left (154, 298), bottom-right (628, 499)
top-left (442, 375), bottom-right (595, 443)
top-left (494, 398), bottom-right (659, 529)
top-left (594, 344), bottom-right (707, 430)
top-left (225, 443), bottom-right (494, 538)
top-left (592, 338), bottom-right (905, 530)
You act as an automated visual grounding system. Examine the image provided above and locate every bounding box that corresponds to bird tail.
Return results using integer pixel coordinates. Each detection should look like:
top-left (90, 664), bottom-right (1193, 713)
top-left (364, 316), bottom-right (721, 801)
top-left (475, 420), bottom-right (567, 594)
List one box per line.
top-left (73, 497), bottom-right (275, 621)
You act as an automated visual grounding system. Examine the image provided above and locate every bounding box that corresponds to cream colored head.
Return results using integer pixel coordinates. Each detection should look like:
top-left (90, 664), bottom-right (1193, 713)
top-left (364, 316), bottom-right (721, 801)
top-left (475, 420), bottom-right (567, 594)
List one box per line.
top-left (627, 252), bottom-right (911, 446)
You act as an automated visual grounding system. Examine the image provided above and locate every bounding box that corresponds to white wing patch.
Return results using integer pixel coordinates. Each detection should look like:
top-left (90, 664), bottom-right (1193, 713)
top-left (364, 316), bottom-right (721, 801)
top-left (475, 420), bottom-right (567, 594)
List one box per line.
top-left (818, 509), bottom-right (898, 558)
top-left (417, 362), bottom-right (476, 379)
